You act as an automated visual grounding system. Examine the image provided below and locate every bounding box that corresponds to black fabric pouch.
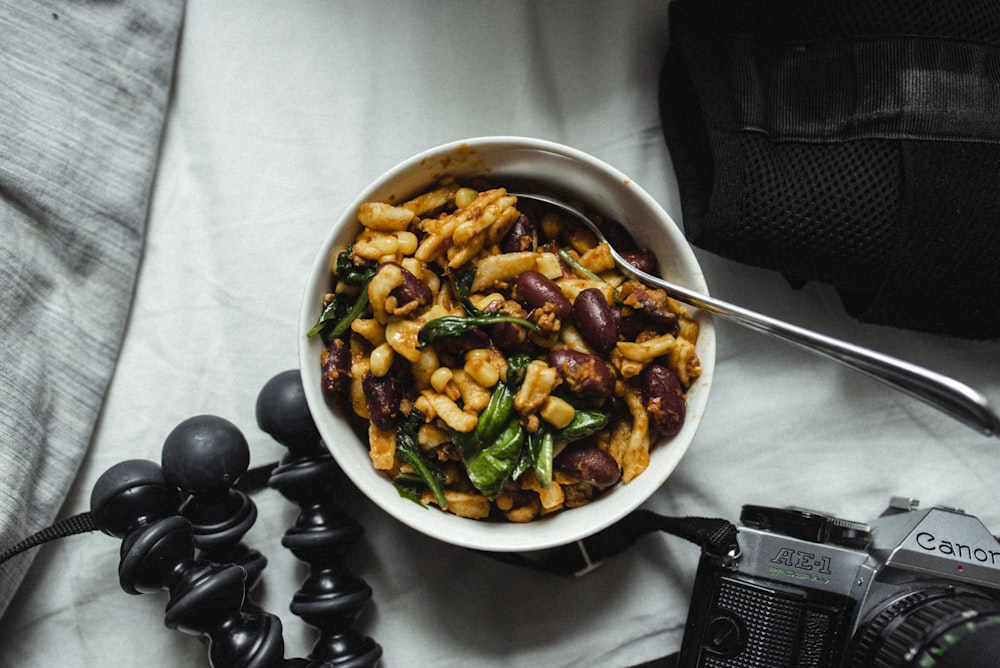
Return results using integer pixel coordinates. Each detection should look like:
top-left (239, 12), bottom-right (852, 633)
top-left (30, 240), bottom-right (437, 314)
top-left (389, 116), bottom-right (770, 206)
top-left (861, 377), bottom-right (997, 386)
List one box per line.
top-left (659, 0), bottom-right (1000, 339)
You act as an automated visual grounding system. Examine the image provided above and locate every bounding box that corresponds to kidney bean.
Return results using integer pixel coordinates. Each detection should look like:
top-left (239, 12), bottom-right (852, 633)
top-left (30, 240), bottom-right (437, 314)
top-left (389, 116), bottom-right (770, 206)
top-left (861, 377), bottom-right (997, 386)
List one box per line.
top-left (482, 300), bottom-right (529, 352)
top-left (515, 271), bottom-right (572, 320)
top-left (548, 348), bottom-right (615, 399)
top-left (620, 282), bottom-right (679, 334)
top-left (500, 213), bottom-right (535, 253)
top-left (605, 394), bottom-right (629, 421)
top-left (641, 364), bottom-right (685, 437)
top-left (619, 249), bottom-right (657, 275)
top-left (573, 287), bottom-right (618, 353)
top-left (320, 338), bottom-right (351, 405)
top-left (385, 263), bottom-right (432, 310)
top-left (488, 320), bottom-right (528, 352)
top-left (452, 327), bottom-right (490, 353)
top-left (554, 445), bottom-right (621, 487)
top-left (613, 304), bottom-right (646, 342)
top-left (640, 305), bottom-right (679, 335)
top-left (362, 370), bottom-right (401, 431)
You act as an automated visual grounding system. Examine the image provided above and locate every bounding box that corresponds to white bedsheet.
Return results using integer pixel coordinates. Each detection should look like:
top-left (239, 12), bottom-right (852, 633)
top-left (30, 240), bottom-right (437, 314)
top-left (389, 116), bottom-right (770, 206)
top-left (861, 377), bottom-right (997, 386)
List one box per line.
top-left (2, 2), bottom-right (999, 666)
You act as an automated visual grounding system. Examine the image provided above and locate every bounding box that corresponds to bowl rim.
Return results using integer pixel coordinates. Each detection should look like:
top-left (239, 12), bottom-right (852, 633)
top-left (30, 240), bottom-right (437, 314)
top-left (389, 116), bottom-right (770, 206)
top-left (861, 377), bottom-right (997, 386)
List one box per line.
top-left (299, 135), bottom-right (715, 552)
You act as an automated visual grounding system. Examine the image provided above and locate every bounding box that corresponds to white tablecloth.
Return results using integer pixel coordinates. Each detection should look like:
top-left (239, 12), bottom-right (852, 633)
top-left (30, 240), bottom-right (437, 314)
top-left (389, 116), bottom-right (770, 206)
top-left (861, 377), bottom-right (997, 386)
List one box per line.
top-left (2, 2), bottom-right (999, 666)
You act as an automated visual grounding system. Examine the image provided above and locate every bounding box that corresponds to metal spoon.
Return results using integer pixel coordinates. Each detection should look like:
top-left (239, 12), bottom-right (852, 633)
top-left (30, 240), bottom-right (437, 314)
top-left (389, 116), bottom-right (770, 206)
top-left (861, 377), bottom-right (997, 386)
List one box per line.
top-left (511, 191), bottom-right (1000, 437)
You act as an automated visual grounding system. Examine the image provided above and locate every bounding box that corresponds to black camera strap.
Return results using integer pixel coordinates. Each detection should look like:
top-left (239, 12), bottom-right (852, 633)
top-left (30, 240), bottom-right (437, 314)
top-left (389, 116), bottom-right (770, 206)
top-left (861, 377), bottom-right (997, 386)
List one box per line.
top-left (476, 509), bottom-right (739, 577)
top-left (0, 462), bottom-right (281, 567)
top-left (2, 459), bottom-right (737, 578)
top-left (0, 512), bottom-right (99, 565)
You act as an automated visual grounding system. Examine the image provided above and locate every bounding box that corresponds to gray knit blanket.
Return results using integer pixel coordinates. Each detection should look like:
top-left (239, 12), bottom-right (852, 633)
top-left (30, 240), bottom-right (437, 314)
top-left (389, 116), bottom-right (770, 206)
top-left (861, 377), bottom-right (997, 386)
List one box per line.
top-left (0, 1), bottom-right (184, 617)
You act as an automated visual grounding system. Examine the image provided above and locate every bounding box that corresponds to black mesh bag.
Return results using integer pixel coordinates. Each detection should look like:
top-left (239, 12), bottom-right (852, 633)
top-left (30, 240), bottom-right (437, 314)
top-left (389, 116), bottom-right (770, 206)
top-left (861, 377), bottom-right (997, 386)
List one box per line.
top-left (659, 0), bottom-right (1000, 339)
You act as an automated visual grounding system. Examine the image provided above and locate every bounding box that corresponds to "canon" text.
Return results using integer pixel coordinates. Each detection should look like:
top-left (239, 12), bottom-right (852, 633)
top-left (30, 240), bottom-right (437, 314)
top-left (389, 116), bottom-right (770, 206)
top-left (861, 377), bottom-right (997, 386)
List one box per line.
top-left (915, 532), bottom-right (1000, 565)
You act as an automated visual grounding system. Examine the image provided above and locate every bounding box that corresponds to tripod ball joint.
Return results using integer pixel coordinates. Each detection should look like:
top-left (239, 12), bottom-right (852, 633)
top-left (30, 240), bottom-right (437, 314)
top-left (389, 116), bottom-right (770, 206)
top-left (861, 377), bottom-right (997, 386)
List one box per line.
top-left (162, 415), bottom-right (251, 494)
top-left (90, 459), bottom-right (180, 539)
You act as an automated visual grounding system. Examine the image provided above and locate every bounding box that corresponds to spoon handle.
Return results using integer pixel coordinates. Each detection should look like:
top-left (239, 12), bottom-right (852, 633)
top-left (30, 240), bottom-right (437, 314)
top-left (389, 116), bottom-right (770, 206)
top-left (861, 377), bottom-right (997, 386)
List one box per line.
top-left (511, 191), bottom-right (1000, 437)
top-left (644, 273), bottom-right (1000, 437)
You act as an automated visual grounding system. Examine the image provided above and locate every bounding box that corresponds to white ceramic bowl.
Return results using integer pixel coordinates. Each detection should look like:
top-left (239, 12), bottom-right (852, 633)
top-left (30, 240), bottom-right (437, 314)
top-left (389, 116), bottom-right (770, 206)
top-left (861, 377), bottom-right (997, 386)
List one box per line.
top-left (300, 137), bottom-right (715, 553)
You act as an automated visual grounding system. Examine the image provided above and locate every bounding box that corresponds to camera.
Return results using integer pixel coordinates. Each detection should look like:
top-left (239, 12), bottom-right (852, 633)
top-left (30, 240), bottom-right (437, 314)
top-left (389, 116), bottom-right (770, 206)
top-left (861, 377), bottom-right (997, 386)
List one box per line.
top-left (678, 497), bottom-right (1000, 667)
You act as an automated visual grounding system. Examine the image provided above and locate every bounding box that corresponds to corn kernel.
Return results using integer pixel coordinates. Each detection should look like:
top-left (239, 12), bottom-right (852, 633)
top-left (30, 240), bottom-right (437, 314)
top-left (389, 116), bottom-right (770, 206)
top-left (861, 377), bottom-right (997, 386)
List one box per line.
top-left (430, 367), bottom-right (454, 393)
top-left (369, 343), bottom-right (394, 377)
top-left (395, 230), bottom-right (418, 256)
top-left (455, 187), bottom-right (479, 209)
top-left (464, 348), bottom-right (491, 362)
top-left (465, 357), bottom-right (500, 389)
top-left (540, 213), bottom-right (562, 240)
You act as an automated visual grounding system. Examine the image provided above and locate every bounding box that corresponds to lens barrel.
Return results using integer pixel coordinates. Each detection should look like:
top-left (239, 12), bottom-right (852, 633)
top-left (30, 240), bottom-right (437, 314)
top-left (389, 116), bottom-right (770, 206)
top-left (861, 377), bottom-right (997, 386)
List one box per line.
top-left (849, 587), bottom-right (1000, 667)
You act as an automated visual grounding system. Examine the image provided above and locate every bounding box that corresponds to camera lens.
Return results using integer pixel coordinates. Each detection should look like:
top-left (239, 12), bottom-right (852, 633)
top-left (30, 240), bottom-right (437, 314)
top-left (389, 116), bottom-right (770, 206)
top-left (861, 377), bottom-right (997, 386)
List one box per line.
top-left (849, 587), bottom-right (1000, 667)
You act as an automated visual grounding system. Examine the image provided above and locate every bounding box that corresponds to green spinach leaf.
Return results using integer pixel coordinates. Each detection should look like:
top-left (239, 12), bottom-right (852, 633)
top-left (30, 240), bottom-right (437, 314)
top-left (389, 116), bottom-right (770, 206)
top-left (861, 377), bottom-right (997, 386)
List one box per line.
top-left (307, 247), bottom-right (376, 341)
top-left (463, 419), bottom-right (526, 500)
top-left (552, 410), bottom-right (609, 443)
top-left (418, 267), bottom-right (537, 347)
top-left (395, 409), bottom-right (449, 509)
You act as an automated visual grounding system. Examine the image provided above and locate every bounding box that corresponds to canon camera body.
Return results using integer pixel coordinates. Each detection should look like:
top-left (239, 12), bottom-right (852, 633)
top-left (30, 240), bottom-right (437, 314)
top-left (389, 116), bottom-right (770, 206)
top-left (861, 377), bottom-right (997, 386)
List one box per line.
top-left (679, 497), bottom-right (1000, 667)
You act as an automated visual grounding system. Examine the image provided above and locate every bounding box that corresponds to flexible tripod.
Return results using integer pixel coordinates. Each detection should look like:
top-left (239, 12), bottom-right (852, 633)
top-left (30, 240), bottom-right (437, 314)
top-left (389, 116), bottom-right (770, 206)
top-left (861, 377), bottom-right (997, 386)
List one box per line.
top-left (24, 369), bottom-right (381, 667)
